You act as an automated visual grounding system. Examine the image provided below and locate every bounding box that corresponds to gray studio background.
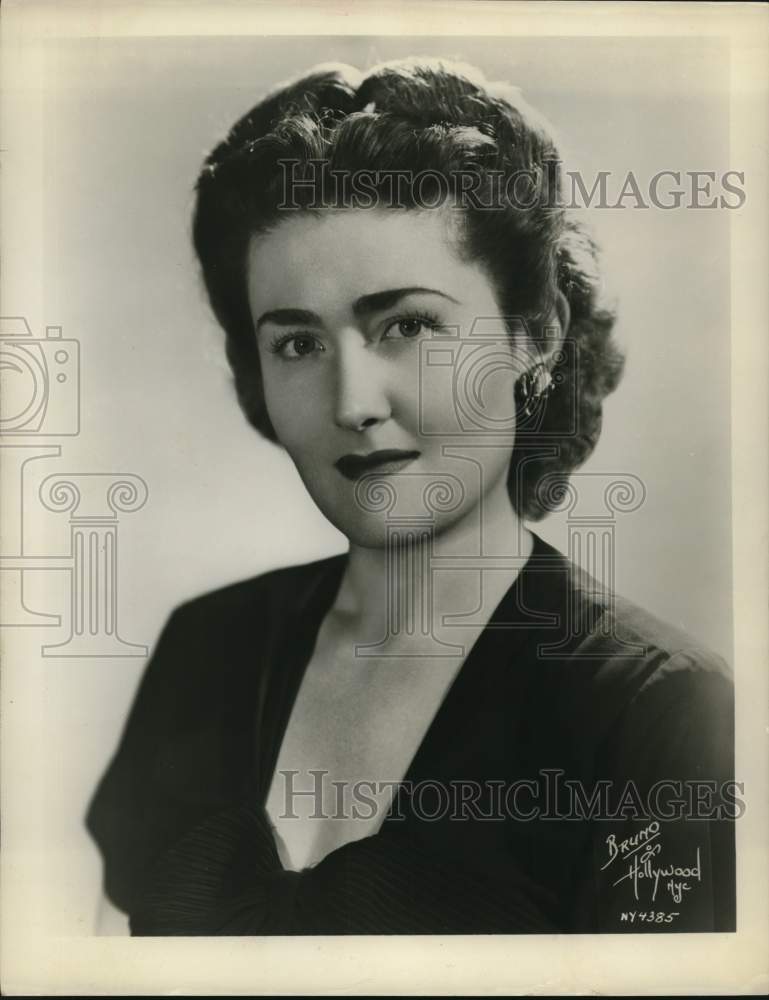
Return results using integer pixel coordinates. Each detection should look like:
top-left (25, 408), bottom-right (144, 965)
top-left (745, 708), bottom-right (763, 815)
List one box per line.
top-left (23, 34), bottom-right (732, 931)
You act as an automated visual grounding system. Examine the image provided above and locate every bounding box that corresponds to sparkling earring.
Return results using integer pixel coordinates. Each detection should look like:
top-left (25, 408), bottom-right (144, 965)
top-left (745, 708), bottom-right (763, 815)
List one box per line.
top-left (517, 363), bottom-right (554, 418)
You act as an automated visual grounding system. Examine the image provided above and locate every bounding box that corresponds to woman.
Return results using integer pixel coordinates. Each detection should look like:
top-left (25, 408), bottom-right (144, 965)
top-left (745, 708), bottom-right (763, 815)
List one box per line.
top-left (87, 58), bottom-right (735, 934)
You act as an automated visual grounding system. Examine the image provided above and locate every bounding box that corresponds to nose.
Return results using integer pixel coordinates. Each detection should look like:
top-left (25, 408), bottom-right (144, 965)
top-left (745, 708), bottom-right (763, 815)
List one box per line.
top-left (333, 338), bottom-right (392, 433)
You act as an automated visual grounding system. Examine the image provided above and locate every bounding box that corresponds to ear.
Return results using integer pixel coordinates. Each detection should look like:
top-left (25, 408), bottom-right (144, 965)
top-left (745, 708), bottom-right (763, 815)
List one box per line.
top-left (539, 290), bottom-right (570, 367)
top-left (554, 289), bottom-right (571, 339)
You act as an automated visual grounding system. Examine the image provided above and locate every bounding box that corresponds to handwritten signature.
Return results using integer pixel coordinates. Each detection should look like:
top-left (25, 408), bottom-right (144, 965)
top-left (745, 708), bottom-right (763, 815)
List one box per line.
top-left (601, 821), bottom-right (702, 904)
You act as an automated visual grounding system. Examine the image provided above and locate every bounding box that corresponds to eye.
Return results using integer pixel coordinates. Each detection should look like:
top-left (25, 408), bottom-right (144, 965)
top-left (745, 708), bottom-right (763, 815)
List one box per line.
top-left (382, 313), bottom-right (441, 341)
top-left (268, 333), bottom-right (323, 360)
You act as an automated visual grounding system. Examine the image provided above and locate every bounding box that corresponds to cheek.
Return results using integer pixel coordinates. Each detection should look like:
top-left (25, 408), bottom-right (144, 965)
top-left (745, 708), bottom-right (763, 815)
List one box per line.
top-left (415, 374), bottom-right (462, 436)
top-left (260, 368), bottom-right (325, 450)
top-left (478, 365), bottom-right (519, 426)
top-left (416, 346), bottom-right (519, 437)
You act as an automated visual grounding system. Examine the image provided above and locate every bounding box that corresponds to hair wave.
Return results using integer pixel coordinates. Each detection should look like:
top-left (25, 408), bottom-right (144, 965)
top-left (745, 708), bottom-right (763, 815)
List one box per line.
top-left (192, 58), bottom-right (625, 520)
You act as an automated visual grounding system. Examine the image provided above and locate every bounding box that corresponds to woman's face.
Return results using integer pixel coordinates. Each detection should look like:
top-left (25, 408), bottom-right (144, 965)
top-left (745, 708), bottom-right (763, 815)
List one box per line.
top-left (246, 208), bottom-right (531, 547)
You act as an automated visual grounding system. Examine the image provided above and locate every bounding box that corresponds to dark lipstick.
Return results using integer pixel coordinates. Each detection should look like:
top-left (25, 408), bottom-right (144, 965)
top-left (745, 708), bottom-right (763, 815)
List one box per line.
top-left (335, 449), bottom-right (420, 481)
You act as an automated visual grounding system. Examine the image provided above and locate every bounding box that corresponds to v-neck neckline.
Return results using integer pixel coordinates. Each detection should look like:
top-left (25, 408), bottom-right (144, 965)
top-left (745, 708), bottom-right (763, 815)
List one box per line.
top-left (255, 531), bottom-right (558, 814)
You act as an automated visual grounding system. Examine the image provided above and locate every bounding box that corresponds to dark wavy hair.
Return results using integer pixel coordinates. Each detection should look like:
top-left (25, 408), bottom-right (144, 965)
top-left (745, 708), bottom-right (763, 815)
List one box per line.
top-left (192, 58), bottom-right (625, 520)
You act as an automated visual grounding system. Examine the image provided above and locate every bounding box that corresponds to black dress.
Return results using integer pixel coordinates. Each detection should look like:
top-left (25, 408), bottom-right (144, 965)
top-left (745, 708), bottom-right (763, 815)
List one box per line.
top-left (86, 532), bottom-right (735, 934)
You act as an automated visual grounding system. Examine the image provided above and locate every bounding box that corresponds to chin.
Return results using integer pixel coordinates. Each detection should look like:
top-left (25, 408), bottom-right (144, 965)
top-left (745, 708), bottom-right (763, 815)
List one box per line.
top-left (323, 500), bottom-right (478, 552)
top-left (303, 468), bottom-right (482, 548)
top-left (316, 495), bottom-right (403, 548)
top-left (334, 518), bottom-right (395, 550)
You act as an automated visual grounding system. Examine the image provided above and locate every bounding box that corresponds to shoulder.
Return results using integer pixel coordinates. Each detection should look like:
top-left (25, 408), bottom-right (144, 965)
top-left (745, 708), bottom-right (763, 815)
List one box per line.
top-left (534, 531), bottom-right (732, 679)
top-left (163, 550), bottom-right (347, 635)
top-left (86, 550), bottom-right (348, 910)
top-left (528, 533), bottom-right (733, 754)
top-left (596, 591), bottom-right (734, 769)
top-left (594, 585), bottom-right (733, 696)
top-left (116, 549), bottom-right (348, 726)
top-left (605, 591), bottom-right (733, 708)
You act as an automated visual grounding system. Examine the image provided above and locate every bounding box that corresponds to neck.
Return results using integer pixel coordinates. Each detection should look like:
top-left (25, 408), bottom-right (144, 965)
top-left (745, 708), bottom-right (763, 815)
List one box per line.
top-left (331, 475), bottom-right (533, 649)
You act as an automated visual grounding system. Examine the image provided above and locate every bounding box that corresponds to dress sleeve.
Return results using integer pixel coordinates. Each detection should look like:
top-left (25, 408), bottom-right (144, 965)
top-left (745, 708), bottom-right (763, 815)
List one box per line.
top-left (573, 649), bottom-right (736, 932)
top-left (85, 604), bottom-right (222, 915)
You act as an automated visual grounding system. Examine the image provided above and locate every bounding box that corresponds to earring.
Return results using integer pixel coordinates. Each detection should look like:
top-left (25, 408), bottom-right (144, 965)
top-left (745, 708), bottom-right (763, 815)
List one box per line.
top-left (517, 363), bottom-right (554, 418)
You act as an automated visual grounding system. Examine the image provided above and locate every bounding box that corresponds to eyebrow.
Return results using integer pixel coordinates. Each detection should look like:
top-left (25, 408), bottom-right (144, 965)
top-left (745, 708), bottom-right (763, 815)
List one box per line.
top-left (254, 287), bottom-right (459, 333)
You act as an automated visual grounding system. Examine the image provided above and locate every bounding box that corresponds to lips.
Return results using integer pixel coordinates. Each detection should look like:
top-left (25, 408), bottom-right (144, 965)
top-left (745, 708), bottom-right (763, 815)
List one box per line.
top-left (335, 449), bottom-right (420, 481)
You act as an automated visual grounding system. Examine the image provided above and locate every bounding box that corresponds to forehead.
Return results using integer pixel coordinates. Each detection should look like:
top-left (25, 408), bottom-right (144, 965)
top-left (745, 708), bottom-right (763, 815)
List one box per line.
top-left (246, 208), bottom-right (492, 312)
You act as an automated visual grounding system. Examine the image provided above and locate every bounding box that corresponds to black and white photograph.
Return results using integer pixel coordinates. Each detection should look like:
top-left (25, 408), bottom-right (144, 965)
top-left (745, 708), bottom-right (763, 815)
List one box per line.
top-left (1, 1), bottom-right (767, 994)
